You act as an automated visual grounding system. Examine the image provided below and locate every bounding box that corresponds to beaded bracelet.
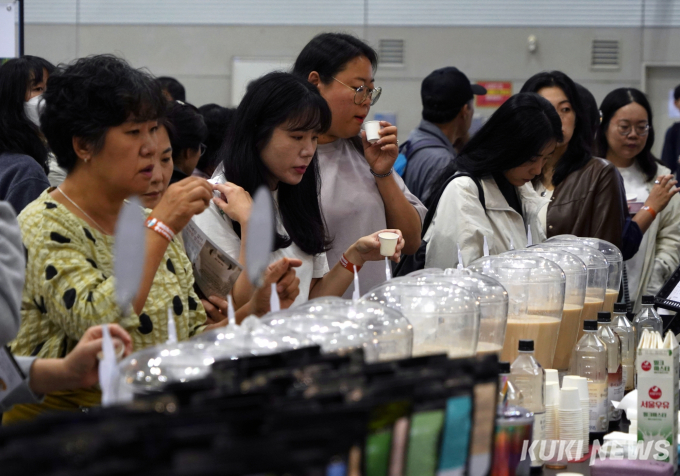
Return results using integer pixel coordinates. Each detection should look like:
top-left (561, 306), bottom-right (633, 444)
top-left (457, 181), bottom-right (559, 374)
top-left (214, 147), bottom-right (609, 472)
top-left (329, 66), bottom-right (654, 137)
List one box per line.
top-left (145, 217), bottom-right (175, 242)
top-left (370, 168), bottom-right (393, 178)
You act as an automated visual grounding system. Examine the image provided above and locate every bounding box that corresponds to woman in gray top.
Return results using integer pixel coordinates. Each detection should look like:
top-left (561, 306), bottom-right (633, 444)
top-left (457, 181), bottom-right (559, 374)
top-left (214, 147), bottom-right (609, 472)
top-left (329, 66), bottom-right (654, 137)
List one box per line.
top-left (293, 33), bottom-right (427, 297)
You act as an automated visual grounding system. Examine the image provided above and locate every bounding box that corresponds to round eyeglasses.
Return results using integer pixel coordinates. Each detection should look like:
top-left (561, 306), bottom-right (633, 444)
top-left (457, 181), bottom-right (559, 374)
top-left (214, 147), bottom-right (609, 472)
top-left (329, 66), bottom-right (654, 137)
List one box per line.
top-left (333, 77), bottom-right (382, 106)
top-left (616, 122), bottom-right (650, 137)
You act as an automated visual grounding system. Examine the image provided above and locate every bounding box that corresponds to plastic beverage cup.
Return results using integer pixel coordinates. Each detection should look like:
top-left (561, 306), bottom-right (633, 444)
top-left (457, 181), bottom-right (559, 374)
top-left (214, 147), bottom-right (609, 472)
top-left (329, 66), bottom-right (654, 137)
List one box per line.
top-left (379, 232), bottom-right (399, 257)
top-left (364, 120), bottom-right (382, 143)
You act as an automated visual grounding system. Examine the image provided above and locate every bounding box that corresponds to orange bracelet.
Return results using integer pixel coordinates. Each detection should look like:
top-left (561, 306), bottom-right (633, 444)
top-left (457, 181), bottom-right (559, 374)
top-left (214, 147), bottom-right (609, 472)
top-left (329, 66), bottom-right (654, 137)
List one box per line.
top-left (340, 253), bottom-right (362, 273)
top-left (145, 217), bottom-right (176, 242)
top-left (641, 205), bottom-right (657, 219)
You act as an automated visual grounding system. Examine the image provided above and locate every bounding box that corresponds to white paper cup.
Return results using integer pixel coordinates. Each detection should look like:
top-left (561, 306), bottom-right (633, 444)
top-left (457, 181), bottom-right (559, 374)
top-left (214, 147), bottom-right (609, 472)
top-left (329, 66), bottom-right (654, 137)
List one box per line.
top-left (546, 382), bottom-right (560, 406)
top-left (363, 120), bottom-right (381, 143)
top-left (545, 369), bottom-right (559, 386)
top-left (559, 387), bottom-right (582, 411)
top-left (562, 375), bottom-right (588, 401)
top-left (378, 232), bottom-right (399, 257)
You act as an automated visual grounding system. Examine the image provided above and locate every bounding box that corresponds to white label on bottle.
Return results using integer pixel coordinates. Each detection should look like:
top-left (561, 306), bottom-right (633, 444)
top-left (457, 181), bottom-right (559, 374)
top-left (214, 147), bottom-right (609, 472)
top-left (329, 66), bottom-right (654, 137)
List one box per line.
top-left (530, 411), bottom-right (546, 467)
top-left (588, 380), bottom-right (609, 432)
top-left (608, 366), bottom-right (624, 421)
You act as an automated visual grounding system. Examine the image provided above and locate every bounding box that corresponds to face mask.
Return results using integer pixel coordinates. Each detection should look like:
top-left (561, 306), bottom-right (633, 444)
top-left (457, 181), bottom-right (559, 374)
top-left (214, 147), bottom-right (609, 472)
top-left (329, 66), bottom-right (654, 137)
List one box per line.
top-left (24, 94), bottom-right (44, 128)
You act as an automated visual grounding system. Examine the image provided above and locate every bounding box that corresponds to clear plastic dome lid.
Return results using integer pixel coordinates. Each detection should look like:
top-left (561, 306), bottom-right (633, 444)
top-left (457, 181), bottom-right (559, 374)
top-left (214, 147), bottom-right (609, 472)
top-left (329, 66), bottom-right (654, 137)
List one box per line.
top-left (501, 249), bottom-right (587, 371)
top-left (362, 277), bottom-right (480, 358)
top-left (529, 243), bottom-right (608, 298)
top-left (282, 296), bottom-right (413, 361)
top-left (408, 268), bottom-right (508, 307)
top-left (545, 236), bottom-right (622, 301)
top-left (546, 235), bottom-right (622, 264)
top-left (467, 256), bottom-right (566, 368)
top-left (529, 243), bottom-right (609, 342)
top-left (407, 269), bottom-right (508, 355)
top-left (116, 316), bottom-right (312, 397)
top-left (407, 268), bottom-right (447, 277)
top-left (259, 299), bottom-right (399, 363)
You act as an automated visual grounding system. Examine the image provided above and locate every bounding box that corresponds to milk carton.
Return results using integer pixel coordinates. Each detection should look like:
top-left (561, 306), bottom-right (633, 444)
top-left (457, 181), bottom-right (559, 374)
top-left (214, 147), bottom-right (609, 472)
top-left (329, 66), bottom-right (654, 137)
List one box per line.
top-left (636, 330), bottom-right (679, 467)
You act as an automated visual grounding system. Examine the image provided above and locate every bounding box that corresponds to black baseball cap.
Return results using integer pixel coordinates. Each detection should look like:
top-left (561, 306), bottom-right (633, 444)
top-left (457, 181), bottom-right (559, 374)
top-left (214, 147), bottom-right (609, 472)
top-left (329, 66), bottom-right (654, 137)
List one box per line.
top-left (421, 67), bottom-right (487, 121)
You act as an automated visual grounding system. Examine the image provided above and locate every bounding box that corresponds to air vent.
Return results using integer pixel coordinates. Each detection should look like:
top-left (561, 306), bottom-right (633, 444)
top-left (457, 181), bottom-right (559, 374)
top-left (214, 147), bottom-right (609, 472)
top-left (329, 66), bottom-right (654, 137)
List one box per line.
top-left (379, 39), bottom-right (404, 66)
top-left (591, 40), bottom-right (620, 70)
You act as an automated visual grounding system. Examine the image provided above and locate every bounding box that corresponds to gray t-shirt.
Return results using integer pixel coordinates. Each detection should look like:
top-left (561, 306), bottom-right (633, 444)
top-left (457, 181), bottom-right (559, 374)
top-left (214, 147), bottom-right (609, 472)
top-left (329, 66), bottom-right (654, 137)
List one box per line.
top-left (317, 138), bottom-right (427, 298)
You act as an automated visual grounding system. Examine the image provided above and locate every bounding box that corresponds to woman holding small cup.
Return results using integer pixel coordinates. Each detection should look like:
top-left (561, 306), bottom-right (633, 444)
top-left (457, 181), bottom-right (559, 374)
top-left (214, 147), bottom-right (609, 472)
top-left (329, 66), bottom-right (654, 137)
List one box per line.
top-left (292, 33), bottom-right (426, 297)
top-left (596, 88), bottom-right (680, 311)
top-left (193, 72), bottom-right (403, 308)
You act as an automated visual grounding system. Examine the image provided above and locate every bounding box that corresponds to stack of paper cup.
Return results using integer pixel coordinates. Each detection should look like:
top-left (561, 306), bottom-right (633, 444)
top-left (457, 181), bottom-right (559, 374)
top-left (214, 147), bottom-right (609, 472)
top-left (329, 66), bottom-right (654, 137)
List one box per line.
top-left (545, 369), bottom-right (559, 387)
top-left (545, 382), bottom-right (560, 440)
top-left (559, 387), bottom-right (584, 459)
top-left (563, 375), bottom-right (590, 454)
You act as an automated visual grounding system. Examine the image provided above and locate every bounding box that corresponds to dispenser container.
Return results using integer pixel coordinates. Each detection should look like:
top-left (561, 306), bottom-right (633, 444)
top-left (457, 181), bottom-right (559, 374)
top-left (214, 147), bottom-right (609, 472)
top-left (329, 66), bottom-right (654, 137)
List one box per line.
top-left (408, 268), bottom-right (509, 356)
top-left (546, 236), bottom-right (623, 312)
top-left (283, 296), bottom-right (413, 361)
top-left (502, 249), bottom-right (587, 371)
top-left (362, 276), bottom-right (480, 358)
top-left (468, 256), bottom-right (565, 368)
top-left (115, 316), bottom-right (311, 397)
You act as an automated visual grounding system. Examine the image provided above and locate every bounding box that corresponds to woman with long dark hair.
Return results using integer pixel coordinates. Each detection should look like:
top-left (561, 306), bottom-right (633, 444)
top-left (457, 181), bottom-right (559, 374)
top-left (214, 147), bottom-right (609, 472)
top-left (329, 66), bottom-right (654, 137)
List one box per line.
top-left (424, 93), bottom-right (562, 268)
top-left (596, 88), bottom-right (680, 311)
top-left (520, 71), bottom-right (635, 254)
top-left (193, 71), bottom-right (404, 307)
top-left (0, 55), bottom-right (53, 213)
top-left (292, 33), bottom-right (425, 297)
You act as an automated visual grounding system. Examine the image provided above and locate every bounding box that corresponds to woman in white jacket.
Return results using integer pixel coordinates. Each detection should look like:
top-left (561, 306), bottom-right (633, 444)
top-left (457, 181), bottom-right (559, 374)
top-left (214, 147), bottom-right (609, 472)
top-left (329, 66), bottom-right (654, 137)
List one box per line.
top-left (596, 88), bottom-right (680, 312)
top-left (424, 93), bottom-right (563, 269)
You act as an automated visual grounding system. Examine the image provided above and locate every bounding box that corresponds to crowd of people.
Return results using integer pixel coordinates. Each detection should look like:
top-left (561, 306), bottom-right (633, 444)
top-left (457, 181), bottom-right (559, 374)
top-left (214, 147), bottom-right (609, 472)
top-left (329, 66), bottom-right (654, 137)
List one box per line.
top-left (0, 31), bottom-right (679, 423)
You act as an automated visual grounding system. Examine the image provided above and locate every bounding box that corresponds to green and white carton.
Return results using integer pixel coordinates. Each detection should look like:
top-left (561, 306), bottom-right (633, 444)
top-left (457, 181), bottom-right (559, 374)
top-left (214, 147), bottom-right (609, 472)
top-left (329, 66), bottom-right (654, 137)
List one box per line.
top-left (636, 329), bottom-right (678, 467)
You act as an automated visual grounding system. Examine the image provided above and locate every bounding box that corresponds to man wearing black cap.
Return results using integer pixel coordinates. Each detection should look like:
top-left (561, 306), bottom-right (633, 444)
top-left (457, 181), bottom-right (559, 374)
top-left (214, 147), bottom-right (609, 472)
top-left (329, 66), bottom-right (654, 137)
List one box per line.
top-left (402, 67), bottom-right (486, 202)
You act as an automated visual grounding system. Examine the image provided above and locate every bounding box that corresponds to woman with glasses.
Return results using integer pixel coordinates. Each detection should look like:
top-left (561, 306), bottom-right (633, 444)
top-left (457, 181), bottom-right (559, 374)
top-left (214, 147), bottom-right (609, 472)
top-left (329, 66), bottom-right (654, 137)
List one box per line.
top-left (293, 33), bottom-right (426, 297)
top-left (596, 88), bottom-right (680, 311)
top-left (520, 72), bottom-right (638, 258)
top-left (165, 100), bottom-right (208, 185)
top-left (193, 72), bottom-right (403, 308)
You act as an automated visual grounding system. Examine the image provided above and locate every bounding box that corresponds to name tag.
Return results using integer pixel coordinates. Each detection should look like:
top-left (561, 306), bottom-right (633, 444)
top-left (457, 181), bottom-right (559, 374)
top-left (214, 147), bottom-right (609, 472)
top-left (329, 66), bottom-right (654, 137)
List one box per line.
top-left (0, 347), bottom-right (25, 401)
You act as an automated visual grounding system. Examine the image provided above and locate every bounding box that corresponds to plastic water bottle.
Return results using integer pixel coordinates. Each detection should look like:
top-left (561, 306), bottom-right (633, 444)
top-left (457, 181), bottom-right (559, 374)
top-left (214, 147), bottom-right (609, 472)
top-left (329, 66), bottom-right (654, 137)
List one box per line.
top-left (574, 320), bottom-right (609, 434)
top-left (597, 312), bottom-right (622, 423)
top-left (632, 295), bottom-right (663, 349)
top-left (610, 303), bottom-right (635, 392)
top-left (498, 361), bottom-right (524, 406)
top-left (510, 340), bottom-right (545, 469)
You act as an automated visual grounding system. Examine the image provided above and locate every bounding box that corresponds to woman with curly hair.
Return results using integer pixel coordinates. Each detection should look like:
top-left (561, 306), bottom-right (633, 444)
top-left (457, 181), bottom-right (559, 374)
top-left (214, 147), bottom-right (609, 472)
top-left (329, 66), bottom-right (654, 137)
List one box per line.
top-left (4, 54), bottom-right (216, 423)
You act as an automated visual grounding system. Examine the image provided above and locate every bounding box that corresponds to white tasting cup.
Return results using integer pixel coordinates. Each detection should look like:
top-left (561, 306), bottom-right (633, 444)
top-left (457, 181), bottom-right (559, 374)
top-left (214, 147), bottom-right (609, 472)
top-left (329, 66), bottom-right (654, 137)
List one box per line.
top-left (379, 232), bottom-right (399, 257)
top-left (363, 120), bottom-right (381, 143)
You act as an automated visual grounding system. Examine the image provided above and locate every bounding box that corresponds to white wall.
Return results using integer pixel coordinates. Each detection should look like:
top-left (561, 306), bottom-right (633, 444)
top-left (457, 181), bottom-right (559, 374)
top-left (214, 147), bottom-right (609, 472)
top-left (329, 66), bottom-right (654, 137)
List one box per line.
top-left (22, 1), bottom-right (680, 145)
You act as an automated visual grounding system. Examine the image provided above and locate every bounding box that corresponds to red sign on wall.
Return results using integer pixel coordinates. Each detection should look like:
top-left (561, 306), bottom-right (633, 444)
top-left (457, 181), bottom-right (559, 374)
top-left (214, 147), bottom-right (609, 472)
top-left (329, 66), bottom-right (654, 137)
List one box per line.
top-left (476, 81), bottom-right (513, 107)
